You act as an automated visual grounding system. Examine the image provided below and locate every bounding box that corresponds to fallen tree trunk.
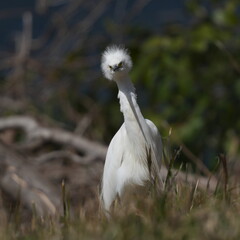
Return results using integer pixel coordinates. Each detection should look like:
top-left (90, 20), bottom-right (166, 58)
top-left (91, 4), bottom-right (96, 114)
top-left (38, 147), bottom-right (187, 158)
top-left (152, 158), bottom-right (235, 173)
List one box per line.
top-left (0, 116), bottom-right (106, 158)
top-left (0, 116), bottom-right (219, 217)
top-left (0, 143), bottom-right (61, 217)
top-left (160, 167), bottom-right (218, 192)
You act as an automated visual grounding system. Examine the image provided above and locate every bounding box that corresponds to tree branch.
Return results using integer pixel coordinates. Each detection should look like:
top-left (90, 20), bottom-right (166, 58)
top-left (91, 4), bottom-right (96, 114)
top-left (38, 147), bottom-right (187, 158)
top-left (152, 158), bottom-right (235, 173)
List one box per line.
top-left (0, 116), bottom-right (106, 158)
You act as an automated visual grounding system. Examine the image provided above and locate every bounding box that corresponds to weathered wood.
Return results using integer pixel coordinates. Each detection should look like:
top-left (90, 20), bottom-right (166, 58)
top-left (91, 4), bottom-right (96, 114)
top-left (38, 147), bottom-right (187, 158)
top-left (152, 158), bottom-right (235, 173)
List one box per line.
top-left (160, 167), bottom-right (218, 192)
top-left (0, 116), bottom-right (106, 158)
top-left (0, 143), bottom-right (61, 216)
top-left (0, 115), bottom-right (219, 218)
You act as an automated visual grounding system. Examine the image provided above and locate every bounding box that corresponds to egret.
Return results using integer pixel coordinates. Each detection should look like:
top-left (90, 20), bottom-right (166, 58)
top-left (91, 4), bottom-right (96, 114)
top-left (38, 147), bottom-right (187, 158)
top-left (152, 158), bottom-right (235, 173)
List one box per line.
top-left (101, 45), bottom-right (162, 214)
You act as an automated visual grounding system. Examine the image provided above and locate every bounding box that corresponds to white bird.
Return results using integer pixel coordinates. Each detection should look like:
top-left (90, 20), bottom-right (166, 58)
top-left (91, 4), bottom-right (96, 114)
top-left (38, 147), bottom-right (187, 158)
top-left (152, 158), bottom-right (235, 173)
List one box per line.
top-left (101, 45), bottom-right (162, 214)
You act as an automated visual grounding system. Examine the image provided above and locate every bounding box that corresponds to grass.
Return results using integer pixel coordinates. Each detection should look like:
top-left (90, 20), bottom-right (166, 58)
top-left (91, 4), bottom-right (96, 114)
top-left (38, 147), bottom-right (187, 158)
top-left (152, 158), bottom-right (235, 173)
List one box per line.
top-left (0, 137), bottom-right (238, 240)
top-left (1, 174), bottom-right (240, 240)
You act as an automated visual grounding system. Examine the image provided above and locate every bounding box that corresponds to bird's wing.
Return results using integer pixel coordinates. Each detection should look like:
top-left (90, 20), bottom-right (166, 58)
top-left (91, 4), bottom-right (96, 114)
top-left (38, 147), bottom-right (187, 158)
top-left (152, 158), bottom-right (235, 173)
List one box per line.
top-left (145, 119), bottom-right (163, 186)
top-left (103, 123), bottom-right (126, 171)
top-left (125, 92), bottom-right (163, 189)
top-left (146, 119), bottom-right (162, 165)
top-left (101, 123), bottom-right (126, 210)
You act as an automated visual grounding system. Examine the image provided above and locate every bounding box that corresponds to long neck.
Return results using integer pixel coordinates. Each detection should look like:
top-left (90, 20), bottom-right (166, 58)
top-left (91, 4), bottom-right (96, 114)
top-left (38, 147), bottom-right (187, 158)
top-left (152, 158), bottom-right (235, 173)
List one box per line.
top-left (116, 77), bottom-right (163, 186)
top-left (116, 77), bottom-right (148, 144)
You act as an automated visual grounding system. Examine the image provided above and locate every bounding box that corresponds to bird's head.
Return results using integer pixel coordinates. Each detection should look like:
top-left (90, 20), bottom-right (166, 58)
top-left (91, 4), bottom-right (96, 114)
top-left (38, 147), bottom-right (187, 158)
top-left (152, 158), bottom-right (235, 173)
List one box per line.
top-left (101, 45), bottom-right (132, 81)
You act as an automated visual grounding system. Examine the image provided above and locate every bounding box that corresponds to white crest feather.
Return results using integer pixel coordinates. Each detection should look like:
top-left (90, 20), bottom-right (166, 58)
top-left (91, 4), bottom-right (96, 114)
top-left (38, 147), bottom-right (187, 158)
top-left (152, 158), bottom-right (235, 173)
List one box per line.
top-left (101, 45), bottom-right (132, 80)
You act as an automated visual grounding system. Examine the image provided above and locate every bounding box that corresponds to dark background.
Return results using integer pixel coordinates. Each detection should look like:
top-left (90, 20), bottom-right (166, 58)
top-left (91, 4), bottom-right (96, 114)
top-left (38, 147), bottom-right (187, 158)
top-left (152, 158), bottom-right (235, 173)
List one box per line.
top-left (0, 0), bottom-right (239, 183)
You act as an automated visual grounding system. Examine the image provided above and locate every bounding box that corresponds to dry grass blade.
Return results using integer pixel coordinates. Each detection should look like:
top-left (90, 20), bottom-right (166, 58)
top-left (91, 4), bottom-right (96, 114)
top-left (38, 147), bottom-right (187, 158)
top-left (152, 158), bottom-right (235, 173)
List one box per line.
top-left (219, 153), bottom-right (229, 200)
top-left (189, 179), bottom-right (199, 211)
top-left (164, 146), bottom-right (182, 190)
top-left (61, 180), bottom-right (70, 220)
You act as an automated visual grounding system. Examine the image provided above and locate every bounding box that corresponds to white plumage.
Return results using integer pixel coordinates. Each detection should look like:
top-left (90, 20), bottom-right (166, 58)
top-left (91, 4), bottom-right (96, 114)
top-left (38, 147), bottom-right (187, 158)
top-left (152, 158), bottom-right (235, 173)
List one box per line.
top-left (101, 45), bottom-right (162, 214)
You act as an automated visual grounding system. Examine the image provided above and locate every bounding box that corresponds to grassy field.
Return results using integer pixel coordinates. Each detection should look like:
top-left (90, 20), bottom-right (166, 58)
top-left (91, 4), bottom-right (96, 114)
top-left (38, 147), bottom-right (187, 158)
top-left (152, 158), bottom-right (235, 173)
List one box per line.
top-left (0, 1), bottom-right (239, 239)
top-left (1, 174), bottom-right (239, 240)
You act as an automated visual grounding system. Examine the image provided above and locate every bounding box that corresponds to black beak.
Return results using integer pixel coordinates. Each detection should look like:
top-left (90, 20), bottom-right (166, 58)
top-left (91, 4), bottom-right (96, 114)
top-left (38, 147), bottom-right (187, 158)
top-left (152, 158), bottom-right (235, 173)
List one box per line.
top-left (112, 65), bottom-right (120, 72)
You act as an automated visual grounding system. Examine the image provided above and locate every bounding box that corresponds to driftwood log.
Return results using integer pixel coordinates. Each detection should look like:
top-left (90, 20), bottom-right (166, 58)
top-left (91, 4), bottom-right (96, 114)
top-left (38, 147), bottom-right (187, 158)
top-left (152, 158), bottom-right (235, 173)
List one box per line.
top-left (0, 116), bottom-right (106, 159)
top-left (0, 116), bottom-right (218, 217)
top-left (0, 143), bottom-right (61, 216)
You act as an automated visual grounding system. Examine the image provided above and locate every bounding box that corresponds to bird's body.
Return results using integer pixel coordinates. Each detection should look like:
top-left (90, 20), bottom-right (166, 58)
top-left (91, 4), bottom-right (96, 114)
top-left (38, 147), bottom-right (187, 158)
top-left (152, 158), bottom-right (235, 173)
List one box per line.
top-left (101, 46), bottom-right (162, 213)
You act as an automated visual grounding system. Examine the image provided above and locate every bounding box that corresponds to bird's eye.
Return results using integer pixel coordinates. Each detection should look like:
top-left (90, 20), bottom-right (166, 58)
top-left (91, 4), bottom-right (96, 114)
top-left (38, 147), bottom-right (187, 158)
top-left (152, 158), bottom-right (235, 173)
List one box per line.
top-left (109, 65), bottom-right (112, 69)
top-left (118, 61), bottom-right (123, 68)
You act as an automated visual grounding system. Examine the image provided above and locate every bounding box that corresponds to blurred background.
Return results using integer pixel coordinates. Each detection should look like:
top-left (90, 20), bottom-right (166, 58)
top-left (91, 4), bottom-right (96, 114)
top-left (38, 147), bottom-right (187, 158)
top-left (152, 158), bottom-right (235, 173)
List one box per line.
top-left (0, 0), bottom-right (239, 216)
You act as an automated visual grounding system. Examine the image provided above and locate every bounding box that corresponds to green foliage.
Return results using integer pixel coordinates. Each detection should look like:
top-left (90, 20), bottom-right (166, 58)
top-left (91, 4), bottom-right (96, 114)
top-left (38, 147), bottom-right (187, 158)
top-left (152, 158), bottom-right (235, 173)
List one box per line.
top-left (126, 0), bottom-right (240, 167)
